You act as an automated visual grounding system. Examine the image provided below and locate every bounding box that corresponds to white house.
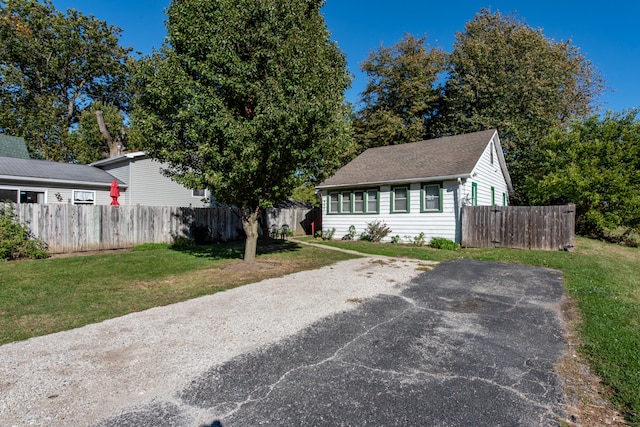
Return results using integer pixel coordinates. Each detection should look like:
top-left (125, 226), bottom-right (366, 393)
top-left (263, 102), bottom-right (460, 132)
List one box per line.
top-left (315, 129), bottom-right (513, 243)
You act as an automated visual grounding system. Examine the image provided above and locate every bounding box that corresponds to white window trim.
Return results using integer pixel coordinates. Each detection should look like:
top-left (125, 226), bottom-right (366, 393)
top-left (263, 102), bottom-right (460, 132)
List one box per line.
top-left (73, 189), bottom-right (96, 205)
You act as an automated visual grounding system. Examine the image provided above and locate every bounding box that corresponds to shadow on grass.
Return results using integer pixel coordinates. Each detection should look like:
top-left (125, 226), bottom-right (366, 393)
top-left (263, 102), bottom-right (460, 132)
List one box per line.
top-left (170, 238), bottom-right (303, 260)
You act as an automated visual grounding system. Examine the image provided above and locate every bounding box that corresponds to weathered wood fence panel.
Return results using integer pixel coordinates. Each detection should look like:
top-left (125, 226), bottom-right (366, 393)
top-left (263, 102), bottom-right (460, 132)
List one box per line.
top-left (461, 204), bottom-right (575, 251)
top-left (265, 206), bottom-right (320, 236)
top-left (14, 204), bottom-right (245, 254)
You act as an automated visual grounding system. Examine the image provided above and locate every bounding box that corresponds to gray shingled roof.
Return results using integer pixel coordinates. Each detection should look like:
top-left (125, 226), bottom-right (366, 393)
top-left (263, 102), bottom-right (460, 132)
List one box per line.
top-left (0, 156), bottom-right (123, 187)
top-left (0, 134), bottom-right (30, 159)
top-left (318, 129), bottom-right (499, 188)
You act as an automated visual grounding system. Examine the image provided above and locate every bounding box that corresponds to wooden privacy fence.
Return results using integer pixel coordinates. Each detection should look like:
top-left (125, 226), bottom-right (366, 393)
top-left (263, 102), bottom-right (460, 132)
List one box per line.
top-left (461, 204), bottom-right (575, 251)
top-left (14, 204), bottom-right (243, 254)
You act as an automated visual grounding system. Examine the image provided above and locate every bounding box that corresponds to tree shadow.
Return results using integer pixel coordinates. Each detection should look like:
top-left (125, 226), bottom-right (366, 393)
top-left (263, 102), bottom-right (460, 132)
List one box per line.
top-left (169, 238), bottom-right (303, 260)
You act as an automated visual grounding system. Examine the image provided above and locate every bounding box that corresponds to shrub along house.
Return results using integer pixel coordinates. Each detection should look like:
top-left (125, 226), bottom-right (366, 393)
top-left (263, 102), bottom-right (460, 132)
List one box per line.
top-left (316, 129), bottom-right (513, 243)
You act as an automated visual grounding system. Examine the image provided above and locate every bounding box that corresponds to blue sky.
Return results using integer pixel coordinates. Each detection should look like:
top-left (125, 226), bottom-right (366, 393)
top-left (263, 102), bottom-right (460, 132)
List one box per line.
top-left (53, 0), bottom-right (639, 113)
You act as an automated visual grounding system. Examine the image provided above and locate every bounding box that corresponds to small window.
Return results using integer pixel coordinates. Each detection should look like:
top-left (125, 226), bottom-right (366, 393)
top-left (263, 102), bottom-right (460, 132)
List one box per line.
top-left (20, 191), bottom-right (45, 204)
top-left (366, 190), bottom-right (378, 213)
top-left (341, 191), bottom-right (351, 213)
top-left (0, 189), bottom-right (18, 203)
top-left (423, 184), bottom-right (441, 212)
top-left (471, 183), bottom-right (478, 206)
top-left (491, 187), bottom-right (495, 206)
top-left (73, 190), bottom-right (95, 205)
top-left (328, 192), bottom-right (339, 214)
top-left (392, 187), bottom-right (409, 213)
top-left (192, 189), bottom-right (205, 197)
top-left (503, 192), bottom-right (507, 206)
top-left (353, 191), bottom-right (364, 213)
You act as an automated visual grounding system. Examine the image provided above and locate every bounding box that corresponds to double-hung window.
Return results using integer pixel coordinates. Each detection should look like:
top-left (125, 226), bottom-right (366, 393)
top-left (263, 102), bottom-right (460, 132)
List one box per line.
top-left (327, 189), bottom-right (379, 214)
top-left (471, 183), bottom-right (478, 206)
top-left (73, 190), bottom-right (95, 205)
top-left (392, 187), bottom-right (409, 213)
top-left (422, 184), bottom-right (442, 212)
top-left (353, 191), bottom-right (364, 213)
top-left (366, 190), bottom-right (378, 213)
top-left (341, 191), bottom-right (351, 213)
top-left (328, 192), bottom-right (339, 213)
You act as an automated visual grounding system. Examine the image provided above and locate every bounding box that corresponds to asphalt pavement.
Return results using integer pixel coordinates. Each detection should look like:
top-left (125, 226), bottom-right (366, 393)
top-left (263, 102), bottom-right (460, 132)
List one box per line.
top-left (95, 258), bottom-right (567, 426)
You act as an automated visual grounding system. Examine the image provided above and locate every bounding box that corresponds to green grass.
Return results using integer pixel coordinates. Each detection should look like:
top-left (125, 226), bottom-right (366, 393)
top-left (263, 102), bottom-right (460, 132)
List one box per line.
top-left (0, 239), bottom-right (358, 345)
top-left (304, 236), bottom-right (640, 425)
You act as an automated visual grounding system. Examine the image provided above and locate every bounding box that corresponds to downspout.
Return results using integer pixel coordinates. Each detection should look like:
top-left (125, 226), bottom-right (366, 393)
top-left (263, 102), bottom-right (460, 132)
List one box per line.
top-left (456, 177), bottom-right (465, 244)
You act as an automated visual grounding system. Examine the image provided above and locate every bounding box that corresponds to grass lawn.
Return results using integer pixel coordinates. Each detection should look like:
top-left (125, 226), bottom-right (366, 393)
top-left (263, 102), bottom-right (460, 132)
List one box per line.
top-left (303, 236), bottom-right (639, 425)
top-left (0, 239), bottom-right (358, 345)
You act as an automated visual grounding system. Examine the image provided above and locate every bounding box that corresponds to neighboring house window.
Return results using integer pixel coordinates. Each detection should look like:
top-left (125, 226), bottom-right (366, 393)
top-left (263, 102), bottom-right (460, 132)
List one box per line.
top-left (366, 189), bottom-right (378, 213)
top-left (328, 192), bottom-right (339, 214)
top-left (503, 192), bottom-right (507, 206)
top-left (73, 190), bottom-right (95, 205)
top-left (421, 183), bottom-right (442, 212)
top-left (0, 188), bottom-right (18, 203)
top-left (491, 187), bottom-right (495, 206)
top-left (192, 189), bottom-right (205, 197)
top-left (341, 191), bottom-right (351, 213)
top-left (353, 191), bottom-right (364, 213)
top-left (472, 183), bottom-right (478, 206)
top-left (392, 187), bottom-right (409, 213)
top-left (20, 191), bottom-right (44, 204)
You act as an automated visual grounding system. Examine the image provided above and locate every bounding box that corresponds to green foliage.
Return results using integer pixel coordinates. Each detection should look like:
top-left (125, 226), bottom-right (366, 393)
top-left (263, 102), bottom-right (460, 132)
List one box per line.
top-left (0, 0), bottom-right (132, 162)
top-left (391, 235), bottom-right (401, 244)
top-left (359, 220), bottom-right (392, 243)
top-left (290, 183), bottom-right (320, 206)
top-left (429, 237), bottom-right (461, 250)
top-left (316, 227), bottom-right (336, 241)
top-left (526, 111), bottom-right (640, 239)
top-left (343, 225), bottom-right (357, 240)
top-left (131, 0), bottom-right (353, 262)
top-left (439, 9), bottom-right (603, 203)
top-left (412, 232), bottom-right (426, 247)
top-left (353, 9), bottom-right (603, 202)
top-left (0, 203), bottom-right (48, 260)
top-left (354, 34), bottom-right (446, 150)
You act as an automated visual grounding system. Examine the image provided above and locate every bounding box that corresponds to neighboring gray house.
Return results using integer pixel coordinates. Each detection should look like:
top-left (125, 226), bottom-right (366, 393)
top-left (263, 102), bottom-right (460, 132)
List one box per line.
top-left (91, 152), bottom-right (212, 207)
top-left (0, 144), bottom-right (211, 206)
top-left (0, 156), bottom-right (125, 204)
top-left (316, 129), bottom-right (513, 243)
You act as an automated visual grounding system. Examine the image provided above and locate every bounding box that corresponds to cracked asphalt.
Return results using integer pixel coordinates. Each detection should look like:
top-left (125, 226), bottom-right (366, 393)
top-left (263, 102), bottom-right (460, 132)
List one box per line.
top-left (94, 258), bottom-right (567, 426)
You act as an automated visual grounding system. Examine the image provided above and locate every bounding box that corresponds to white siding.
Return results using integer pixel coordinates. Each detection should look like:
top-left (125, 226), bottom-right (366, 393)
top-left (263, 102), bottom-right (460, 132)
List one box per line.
top-left (321, 180), bottom-right (460, 243)
top-left (467, 135), bottom-right (510, 207)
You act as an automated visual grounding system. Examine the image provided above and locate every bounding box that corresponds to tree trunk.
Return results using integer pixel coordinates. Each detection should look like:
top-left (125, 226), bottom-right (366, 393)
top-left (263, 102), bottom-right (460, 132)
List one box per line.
top-left (95, 110), bottom-right (121, 157)
top-left (241, 207), bottom-right (261, 263)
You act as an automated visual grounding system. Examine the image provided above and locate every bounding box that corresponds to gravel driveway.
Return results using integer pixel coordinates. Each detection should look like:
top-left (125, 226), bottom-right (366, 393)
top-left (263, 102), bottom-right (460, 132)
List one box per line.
top-left (1, 256), bottom-right (431, 426)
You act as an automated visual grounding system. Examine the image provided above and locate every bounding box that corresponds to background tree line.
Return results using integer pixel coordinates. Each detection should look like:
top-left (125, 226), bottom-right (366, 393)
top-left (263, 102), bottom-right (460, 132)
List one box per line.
top-left (1, 1), bottom-right (638, 245)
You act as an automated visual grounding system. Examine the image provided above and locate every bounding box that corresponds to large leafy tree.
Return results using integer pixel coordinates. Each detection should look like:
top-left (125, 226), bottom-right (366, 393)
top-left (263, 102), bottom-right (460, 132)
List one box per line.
top-left (439, 9), bottom-right (603, 202)
top-left (525, 111), bottom-right (640, 239)
top-left (0, 0), bottom-right (131, 161)
top-left (131, 0), bottom-right (353, 263)
top-left (354, 34), bottom-right (446, 150)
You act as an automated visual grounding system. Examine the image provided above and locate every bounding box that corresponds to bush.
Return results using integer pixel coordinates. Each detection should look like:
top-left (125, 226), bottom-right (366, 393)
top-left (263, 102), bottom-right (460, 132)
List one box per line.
top-left (391, 235), bottom-right (401, 244)
top-left (0, 204), bottom-right (49, 261)
top-left (429, 237), bottom-right (460, 251)
top-left (359, 220), bottom-right (392, 243)
top-left (316, 228), bottom-right (336, 240)
top-left (412, 232), bottom-right (427, 247)
top-left (342, 225), bottom-right (357, 240)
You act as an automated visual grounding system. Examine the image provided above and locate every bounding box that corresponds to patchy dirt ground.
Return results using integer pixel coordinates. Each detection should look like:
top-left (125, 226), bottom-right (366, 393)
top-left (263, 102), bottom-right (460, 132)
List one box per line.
top-left (558, 296), bottom-right (628, 426)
